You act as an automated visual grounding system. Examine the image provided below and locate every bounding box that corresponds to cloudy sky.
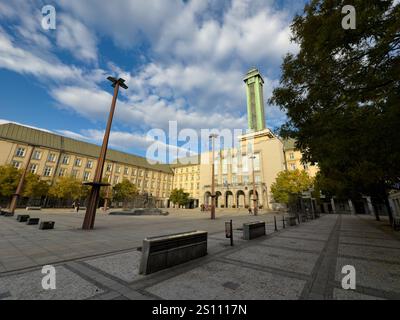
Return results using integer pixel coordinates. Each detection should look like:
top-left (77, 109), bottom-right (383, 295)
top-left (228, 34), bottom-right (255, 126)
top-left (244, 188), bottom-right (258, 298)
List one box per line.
top-left (0, 0), bottom-right (306, 160)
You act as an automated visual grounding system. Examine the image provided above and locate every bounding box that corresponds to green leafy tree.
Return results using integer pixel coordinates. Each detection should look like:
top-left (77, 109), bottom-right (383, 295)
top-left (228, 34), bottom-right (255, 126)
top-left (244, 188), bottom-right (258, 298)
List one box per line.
top-left (270, 0), bottom-right (400, 221)
top-left (0, 165), bottom-right (21, 198)
top-left (112, 179), bottom-right (138, 208)
top-left (22, 173), bottom-right (50, 199)
top-left (271, 170), bottom-right (314, 204)
top-left (49, 176), bottom-right (89, 201)
top-left (169, 188), bottom-right (190, 208)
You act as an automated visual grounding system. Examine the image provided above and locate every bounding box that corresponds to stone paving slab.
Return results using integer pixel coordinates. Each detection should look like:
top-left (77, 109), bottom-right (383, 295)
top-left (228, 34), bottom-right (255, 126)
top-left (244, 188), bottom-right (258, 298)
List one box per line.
top-left (339, 236), bottom-right (400, 249)
top-left (338, 243), bottom-right (400, 264)
top-left (276, 230), bottom-right (329, 242)
top-left (84, 251), bottom-right (144, 283)
top-left (333, 288), bottom-right (384, 300)
top-left (335, 257), bottom-right (400, 296)
top-left (260, 236), bottom-right (325, 253)
top-left (0, 266), bottom-right (103, 300)
top-left (145, 261), bottom-right (306, 300)
top-left (226, 245), bottom-right (319, 275)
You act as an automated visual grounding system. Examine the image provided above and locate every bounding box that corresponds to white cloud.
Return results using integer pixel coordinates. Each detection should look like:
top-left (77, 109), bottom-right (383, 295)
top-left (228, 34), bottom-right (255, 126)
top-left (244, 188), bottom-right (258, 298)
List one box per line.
top-left (56, 15), bottom-right (98, 63)
top-left (0, 30), bottom-right (84, 82)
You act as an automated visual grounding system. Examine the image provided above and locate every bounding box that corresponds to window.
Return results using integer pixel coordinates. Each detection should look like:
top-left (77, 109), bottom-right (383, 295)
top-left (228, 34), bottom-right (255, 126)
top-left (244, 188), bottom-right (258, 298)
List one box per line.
top-left (232, 175), bottom-right (237, 184)
top-left (62, 155), bottom-right (70, 165)
top-left (47, 153), bottom-right (56, 162)
top-left (74, 158), bottom-right (82, 167)
top-left (253, 153), bottom-right (260, 171)
top-left (29, 164), bottom-right (38, 174)
top-left (116, 166), bottom-right (121, 174)
top-left (71, 169), bottom-right (79, 178)
top-left (83, 171), bottom-right (91, 181)
top-left (12, 161), bottom-right (21, 169)
top-left (255, 175), bottom-right (261, 183)
top-left (58, 168), bottom-right (66, 177)
top-left (243, 176), bottom-right (249, 184)
top-left (124, 167), bottom-right (129, 175)
top-left (32, 151), bottom-right (42, 160)
top-left (114, 176), bottom-right (120, 184)
top-left (43, 166), bottom-right (53, 177)
top-left (106, 164), bottom-right (112, 172)
top-left (303, 164), bottom-right (309, 170)
top-left (86, 160), bottom-right (93, 169)
top-left (15, 147), bottom-right (26, 157)
top-left (222, 159), bottom-right (228, 174)
top-left (290, 164), bottom-right (296, 170)
top-left (197, 183), bottom-right (200, 189)
top-left (132, 168), bottom-right (137, 176)
top-left (289, 153), bottom-right (294, 160)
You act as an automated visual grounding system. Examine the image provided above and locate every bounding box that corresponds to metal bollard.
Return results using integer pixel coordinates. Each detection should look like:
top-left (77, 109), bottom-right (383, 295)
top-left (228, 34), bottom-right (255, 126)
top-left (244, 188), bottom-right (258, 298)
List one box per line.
top-left (274, 216), bottom-right (278, 231)
top-left (283, 216), bottom-right (286, 229)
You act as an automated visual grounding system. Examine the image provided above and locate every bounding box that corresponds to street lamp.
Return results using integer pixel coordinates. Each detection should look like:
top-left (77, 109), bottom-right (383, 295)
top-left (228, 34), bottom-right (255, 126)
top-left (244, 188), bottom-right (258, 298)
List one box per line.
top-left (82, 77), bottom-right (128, 230)
top-left (249, 154), bottom-right (258, 216)
top-left (209, 134), bottom-right (218, 220)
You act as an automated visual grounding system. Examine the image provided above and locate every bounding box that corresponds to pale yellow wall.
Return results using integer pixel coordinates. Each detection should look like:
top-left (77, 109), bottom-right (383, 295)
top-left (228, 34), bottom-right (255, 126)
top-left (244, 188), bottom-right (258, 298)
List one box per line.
top-left (284, 148), bottom-right (319, 177)
top-left (172, 165), bottom-right (201, 199)
top-left (0, 140), bottom-right (174, 201)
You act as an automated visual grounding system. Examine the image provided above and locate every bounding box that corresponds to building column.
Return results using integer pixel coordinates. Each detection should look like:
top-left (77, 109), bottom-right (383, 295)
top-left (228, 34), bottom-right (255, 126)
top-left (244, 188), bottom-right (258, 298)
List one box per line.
top-left (348, 199), bottom-right (356, 215)
top-left (330, 198), bottom-right (337, 214)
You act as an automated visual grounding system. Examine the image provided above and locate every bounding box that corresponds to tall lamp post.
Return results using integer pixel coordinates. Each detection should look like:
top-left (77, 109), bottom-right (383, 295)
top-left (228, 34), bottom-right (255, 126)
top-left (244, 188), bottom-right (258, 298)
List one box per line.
top-left (8, 146), bottom-right (35, 214)
top-left (249, 154), bottom-right (258, 216)
top-left (82, 77), bottom-right (128, 230)
top-left (209, 134), bottom-right (218, 220)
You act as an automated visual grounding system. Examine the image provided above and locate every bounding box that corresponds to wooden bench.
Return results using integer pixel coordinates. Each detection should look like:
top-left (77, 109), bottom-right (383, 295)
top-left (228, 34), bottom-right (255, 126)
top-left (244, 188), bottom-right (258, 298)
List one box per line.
top-left (243, 221), bottom-right (266, 240)
top-left (139, 230), bottom-right (208, 275)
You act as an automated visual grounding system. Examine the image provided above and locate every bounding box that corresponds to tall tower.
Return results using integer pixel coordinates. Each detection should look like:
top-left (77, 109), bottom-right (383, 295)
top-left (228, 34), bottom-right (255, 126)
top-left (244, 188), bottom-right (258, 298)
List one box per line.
top-left (243, 68), bottom-right (266, 132)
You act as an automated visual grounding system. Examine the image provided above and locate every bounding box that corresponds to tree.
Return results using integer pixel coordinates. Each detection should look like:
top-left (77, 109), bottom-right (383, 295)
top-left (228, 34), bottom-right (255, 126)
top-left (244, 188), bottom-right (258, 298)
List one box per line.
top-left (22, 173), bottom-right (50, 200)
top-left (49, 176), bottom-right (89, 201)
top-left (0, 165), bottom-right (21, 198)
top-left (270, 0), bottom-right (400, 221)
top-left (271, 170), bottom-right (314, 204)
top-left (112, 179), bottom-right (138, 208)
top-left (169, 188), bottom-right (190, 208)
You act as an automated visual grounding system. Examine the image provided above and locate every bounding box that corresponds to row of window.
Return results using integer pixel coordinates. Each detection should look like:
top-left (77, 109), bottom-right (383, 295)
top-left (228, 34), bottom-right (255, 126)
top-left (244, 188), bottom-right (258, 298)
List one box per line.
top-left (14, 147), bottom-right (173, 182)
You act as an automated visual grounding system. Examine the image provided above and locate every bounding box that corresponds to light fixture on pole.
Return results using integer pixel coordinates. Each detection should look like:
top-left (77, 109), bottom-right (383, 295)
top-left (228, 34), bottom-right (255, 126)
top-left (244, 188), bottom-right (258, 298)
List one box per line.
top-left (249, 154), bottom-right (258, 216)
top-left (82, 77), bottom-right (128, 230)
top-left (209, 133), bottom-right (218, 220)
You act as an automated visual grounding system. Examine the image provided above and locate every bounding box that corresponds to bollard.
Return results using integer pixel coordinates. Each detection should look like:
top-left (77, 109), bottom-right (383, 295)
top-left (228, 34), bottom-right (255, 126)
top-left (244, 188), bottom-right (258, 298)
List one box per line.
top-left (225, 220), bottom-right (233, 246)
top-left (274, 216), bottom-right (278, 231)
top-left (297, 213), bottom-right (300, 224)
top-left (283, 216), bottom-right (286, 229)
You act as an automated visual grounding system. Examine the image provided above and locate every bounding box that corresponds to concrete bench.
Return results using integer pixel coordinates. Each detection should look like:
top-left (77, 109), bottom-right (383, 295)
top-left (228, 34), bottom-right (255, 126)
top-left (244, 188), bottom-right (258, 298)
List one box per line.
top-left (139, 230), bottom-right (208, 275)
top-left (243, 221), bottom-right (266, 240)
top-left (17, 215), bottom-right (30, 222)
top-left (39, 221), bottom-right (55, 230)
top-left (26, 207), bottom-right (42, 211)
top-left (27, 218), bottom-right (40, 225)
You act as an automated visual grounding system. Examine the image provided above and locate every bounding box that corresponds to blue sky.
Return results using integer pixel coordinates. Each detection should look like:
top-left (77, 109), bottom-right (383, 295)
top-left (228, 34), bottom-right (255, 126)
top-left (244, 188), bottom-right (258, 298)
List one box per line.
top-left (0, 0), bottom-right (307, 160)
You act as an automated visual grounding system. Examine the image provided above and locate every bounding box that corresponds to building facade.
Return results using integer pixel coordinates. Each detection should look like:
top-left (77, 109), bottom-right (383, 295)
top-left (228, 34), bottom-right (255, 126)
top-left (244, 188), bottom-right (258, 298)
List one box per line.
top-left (0, 68), bottom-right (318, 210)
top-left (0, 123), bottom-right (174, 207)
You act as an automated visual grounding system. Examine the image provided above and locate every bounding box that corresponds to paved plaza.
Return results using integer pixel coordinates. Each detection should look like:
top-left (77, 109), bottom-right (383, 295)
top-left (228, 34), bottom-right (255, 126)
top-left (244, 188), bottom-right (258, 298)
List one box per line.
top-left (1, 210), bottom-right (400, 300)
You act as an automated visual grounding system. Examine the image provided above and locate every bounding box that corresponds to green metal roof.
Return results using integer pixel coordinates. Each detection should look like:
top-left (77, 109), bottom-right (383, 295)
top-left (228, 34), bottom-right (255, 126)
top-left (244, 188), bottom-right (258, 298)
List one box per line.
top-left (0, 123), bottom-right (173, 174)
top-left (283, 138), bottom-right (297, 151)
